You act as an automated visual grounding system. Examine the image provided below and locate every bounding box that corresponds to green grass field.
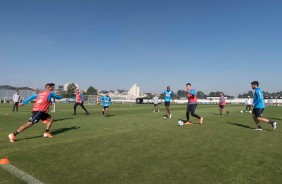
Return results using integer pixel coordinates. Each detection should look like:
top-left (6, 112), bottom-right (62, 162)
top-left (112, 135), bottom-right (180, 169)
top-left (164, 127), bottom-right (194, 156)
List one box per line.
top-left (1, 103), bottom-right (281, 184)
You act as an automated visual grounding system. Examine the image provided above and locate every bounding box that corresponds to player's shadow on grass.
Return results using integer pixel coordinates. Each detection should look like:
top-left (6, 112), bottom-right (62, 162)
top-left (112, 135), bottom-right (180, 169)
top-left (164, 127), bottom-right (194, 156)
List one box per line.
top-left (227, 122), bottom-right (253, 129)
top-left (18, 126), bottom-right (80, 141)
top-left (227, 122), bottom-right (272, 131)
top-left (54, 118), bottom-right (74, 122)
top-left (52, 126), bottom-right (80, 135)
top-left (211, 113), bottom-right (220, 116)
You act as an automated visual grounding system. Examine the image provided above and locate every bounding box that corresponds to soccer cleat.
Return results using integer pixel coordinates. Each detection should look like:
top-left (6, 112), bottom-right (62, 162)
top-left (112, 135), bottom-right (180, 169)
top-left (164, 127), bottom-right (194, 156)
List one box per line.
top-left (184, 122), bottom-right (193, 125)
top-left (227, 111), bottom-right (230, 116)
top-left (169, 114), bottom-right (172, 119)
top-left (254, 128), bottom-right (263, 131)
top-left (272, 122), bottom-right (277, 130)
top-left (8, 133), bottom-right (16, 143)
top-left (85, 112), bottom-right (90, 115)
top-left (72, 113), bottom-right (76, 115)
top-left (43, 132), bottom-right (54, 138)
top-left (200, 117), bottom-right (204, 124)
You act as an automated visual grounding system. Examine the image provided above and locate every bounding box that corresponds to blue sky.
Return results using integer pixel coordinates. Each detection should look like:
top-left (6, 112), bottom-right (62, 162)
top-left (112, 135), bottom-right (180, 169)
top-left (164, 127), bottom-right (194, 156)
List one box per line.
top-left (0, 0), bottom-right (281, 95)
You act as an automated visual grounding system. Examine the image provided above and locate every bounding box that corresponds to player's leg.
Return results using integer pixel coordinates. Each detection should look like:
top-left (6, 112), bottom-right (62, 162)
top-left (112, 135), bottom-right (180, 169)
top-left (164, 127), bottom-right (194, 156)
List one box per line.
top-left (105, 107), bottom-right (109, 117)
top-left (102, 107), bottom-right (105, 116)
top-left (185, 104), bottom-right (193, 125)
top-left (256, 108), bottom-right (277, 130)
top-left (165, 102), bottom-right (169, 117)
top-left (8, 112), bottom-right (41, 142)
top-left (219, 105), bottom-right (223, 115)
top-left (80, 103), bottom-right (89, 114)
top-left (43, 114), bottom-right (54, 137)
top-left (190, 104), bottom-right (201, 117)
top-left (15, 102), bottom-right (19, 112)
top-left (252, 109), bottom-right (262, 130)
top-left (73, 103), bottom-right (79, 115)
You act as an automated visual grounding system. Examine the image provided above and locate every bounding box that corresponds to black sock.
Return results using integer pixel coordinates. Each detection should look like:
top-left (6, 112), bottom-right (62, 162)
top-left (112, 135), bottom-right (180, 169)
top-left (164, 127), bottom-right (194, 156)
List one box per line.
top-left (102, 111), bottom-right (104, 115)
top-left (45, 129), bottom-right (50, 132)
top-left (14, 131), bottom-right (19, 136)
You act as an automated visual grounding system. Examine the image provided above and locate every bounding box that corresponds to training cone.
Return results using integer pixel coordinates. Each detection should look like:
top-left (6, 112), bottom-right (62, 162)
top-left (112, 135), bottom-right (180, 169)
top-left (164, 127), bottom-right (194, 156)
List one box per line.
top-left (0, 158), bottom-right (10, 165)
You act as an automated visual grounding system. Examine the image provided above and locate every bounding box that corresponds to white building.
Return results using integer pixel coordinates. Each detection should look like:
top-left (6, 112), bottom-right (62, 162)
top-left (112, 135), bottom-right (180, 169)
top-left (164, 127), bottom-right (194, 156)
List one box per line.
top-left (63, 83), bottom-right (79, 91)
top-left (127, 84), bottom-right (140, 99)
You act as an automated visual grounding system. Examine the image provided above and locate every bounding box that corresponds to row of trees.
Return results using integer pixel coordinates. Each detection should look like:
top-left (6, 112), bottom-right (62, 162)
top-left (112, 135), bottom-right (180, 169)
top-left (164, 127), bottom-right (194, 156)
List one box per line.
top-left (57, 83), bottom-right (98, 98)
top-left (55, 83), bottom-right (281, 99)
top-left (238, 91), bottom-right (282, 98)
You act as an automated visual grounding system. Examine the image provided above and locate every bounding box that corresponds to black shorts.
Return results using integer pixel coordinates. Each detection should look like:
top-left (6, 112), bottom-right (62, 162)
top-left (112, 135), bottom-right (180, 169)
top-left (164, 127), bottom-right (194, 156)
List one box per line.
top-left (29, 111), bottom-right (51, 124)
top-left (252, 108), bottom-right (264, 117)
top-left (103, 106), bottom-right (109, 109)
top-left (165, 102), bottom-right (170, 107)
top-left (219, 105), bottom-right (225, 109)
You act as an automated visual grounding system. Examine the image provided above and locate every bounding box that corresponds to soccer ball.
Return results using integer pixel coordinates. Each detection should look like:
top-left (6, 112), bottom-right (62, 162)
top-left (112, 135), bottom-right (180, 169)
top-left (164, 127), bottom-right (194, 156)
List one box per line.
top-left (163, 116), bottom-right (167, 119)
top-left (240, 110), bottom-right (243, 113)
top-left (178, 120), bottom-right (184, 126)
top-left (249, 111), bottom-right (252, 113)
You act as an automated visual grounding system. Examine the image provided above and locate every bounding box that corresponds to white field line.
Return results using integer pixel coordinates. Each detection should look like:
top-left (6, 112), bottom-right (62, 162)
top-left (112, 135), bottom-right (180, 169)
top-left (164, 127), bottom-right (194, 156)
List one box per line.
top-left (1, 164), bottom-right (44, 184)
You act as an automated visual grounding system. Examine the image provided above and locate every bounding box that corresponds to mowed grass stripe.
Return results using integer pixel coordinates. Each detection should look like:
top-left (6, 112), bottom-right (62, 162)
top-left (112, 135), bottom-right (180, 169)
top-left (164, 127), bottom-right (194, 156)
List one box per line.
top-left (1, 104), bottom-right (281, 183)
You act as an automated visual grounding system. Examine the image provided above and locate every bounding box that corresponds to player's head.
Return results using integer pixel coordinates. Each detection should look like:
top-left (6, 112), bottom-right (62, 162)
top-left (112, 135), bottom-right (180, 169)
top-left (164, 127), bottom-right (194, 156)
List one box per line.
top-left (167, 86), bottom-right (170, 91)
top-left (15, 90), bottom-right (19, 94)
top-left (251, 81), bottom-right (259, 89)
top-left (220, 92), bottom-right (224, 96)
top-left (248, 96), bottom-right (250, 98)
top-left (49, 83), bottom-right (55, 91)
top-left (186, 83), bottom-right (192, 90)
top-left (76, 89), bottom-right (80, 93)
top-left (106, 92), bottom-right (109, 96)
top-left (45, 83), bottom-right (51, 89)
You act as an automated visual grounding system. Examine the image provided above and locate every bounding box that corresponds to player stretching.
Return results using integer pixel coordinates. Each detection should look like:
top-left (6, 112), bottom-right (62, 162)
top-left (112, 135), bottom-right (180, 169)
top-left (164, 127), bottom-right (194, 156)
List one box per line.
top-left (8, 83), bottom-right (63, 142)
top-left (219, 92), bottom-right (229, 115)
top-left (163, 86), bottom-right (174, 118)
top-left (251, 81), bottom-right (277, 131)
top-left (73, 89), bottom-right (89, 115)
top-left (184, 83), bottom-right (203, 125)
top-left (100, 92), bottom-right (112, 117)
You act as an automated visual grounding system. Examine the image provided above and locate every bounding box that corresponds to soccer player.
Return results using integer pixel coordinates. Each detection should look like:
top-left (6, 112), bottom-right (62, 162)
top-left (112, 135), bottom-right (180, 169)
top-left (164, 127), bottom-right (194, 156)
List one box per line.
top-left (152, 93), bottom-right (160, 112)
top-left (245, 96), bottom-right (252, 113)
top-left (8, 83), bottom-right (63, 142)
top-left (73, 89), bottom-right (89, 115)
top-left (184, 83), bottom-right (204, 125)
top-left (251, 81), bottom-right (277, 131)
top-left (100, 92), bottom-right (112, 117)
top-left (12, 90), bottom-right (21, 113)
top-left (163, 86), bottom-right (174, 118)
top-left (219, 92), bottom-right (229, 115)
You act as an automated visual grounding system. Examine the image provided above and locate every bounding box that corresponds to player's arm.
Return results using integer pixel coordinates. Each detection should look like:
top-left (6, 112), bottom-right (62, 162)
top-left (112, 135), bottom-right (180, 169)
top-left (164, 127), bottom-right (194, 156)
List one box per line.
top-left (20, 94), bottom-right (38, 106)
top-left (188, 89), bottom-right (196, 96)
top-left (109, 97), bottom-right (112, 104)
top-left (49, 92), bottom-right (63, 101)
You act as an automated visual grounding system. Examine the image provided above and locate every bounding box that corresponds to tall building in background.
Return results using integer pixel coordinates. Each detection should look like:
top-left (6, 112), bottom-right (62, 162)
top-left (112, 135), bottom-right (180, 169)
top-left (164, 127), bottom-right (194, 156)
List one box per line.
top-left (127, 84), bottom-right (140, 99)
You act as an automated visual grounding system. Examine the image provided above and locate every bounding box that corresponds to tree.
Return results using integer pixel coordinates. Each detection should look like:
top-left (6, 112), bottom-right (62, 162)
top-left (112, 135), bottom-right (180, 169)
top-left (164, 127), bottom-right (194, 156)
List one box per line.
top-left (197, 91), bottom-right (207, 99)
top-left (57, 85), bottom-right (68, 98)
top-left (209, 91), bottom-right (221, 97)
top-left (67, 83), bottom-right (77, 98)
top-left (238, 91), bottom-right (253, 98)
top-left (177, 90), bottom-right (186, 99)
top-left (86, 86), bottom-right (98, 95)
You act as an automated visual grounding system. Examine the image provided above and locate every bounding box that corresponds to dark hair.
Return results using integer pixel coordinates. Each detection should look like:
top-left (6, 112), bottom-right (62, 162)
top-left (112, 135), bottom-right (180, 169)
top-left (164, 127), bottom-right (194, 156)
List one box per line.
top-left (186, 83), bottom-right (191, 86)
top-left (220, 92), bottom-right (224, 95)
top-left (251, 81), bottom-right (259, 86)
top-left (49, 83), bottom-right (55, 87)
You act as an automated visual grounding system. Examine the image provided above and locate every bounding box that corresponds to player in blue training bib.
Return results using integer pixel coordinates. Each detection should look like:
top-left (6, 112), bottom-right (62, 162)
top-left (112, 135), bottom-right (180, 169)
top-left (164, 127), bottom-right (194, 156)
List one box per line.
top-left (163, 86), bottom-right (174, 119)
top-left (100, 92), bottom-right (112, 117)
top-left (251, 81), bottom-right (277, 131)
